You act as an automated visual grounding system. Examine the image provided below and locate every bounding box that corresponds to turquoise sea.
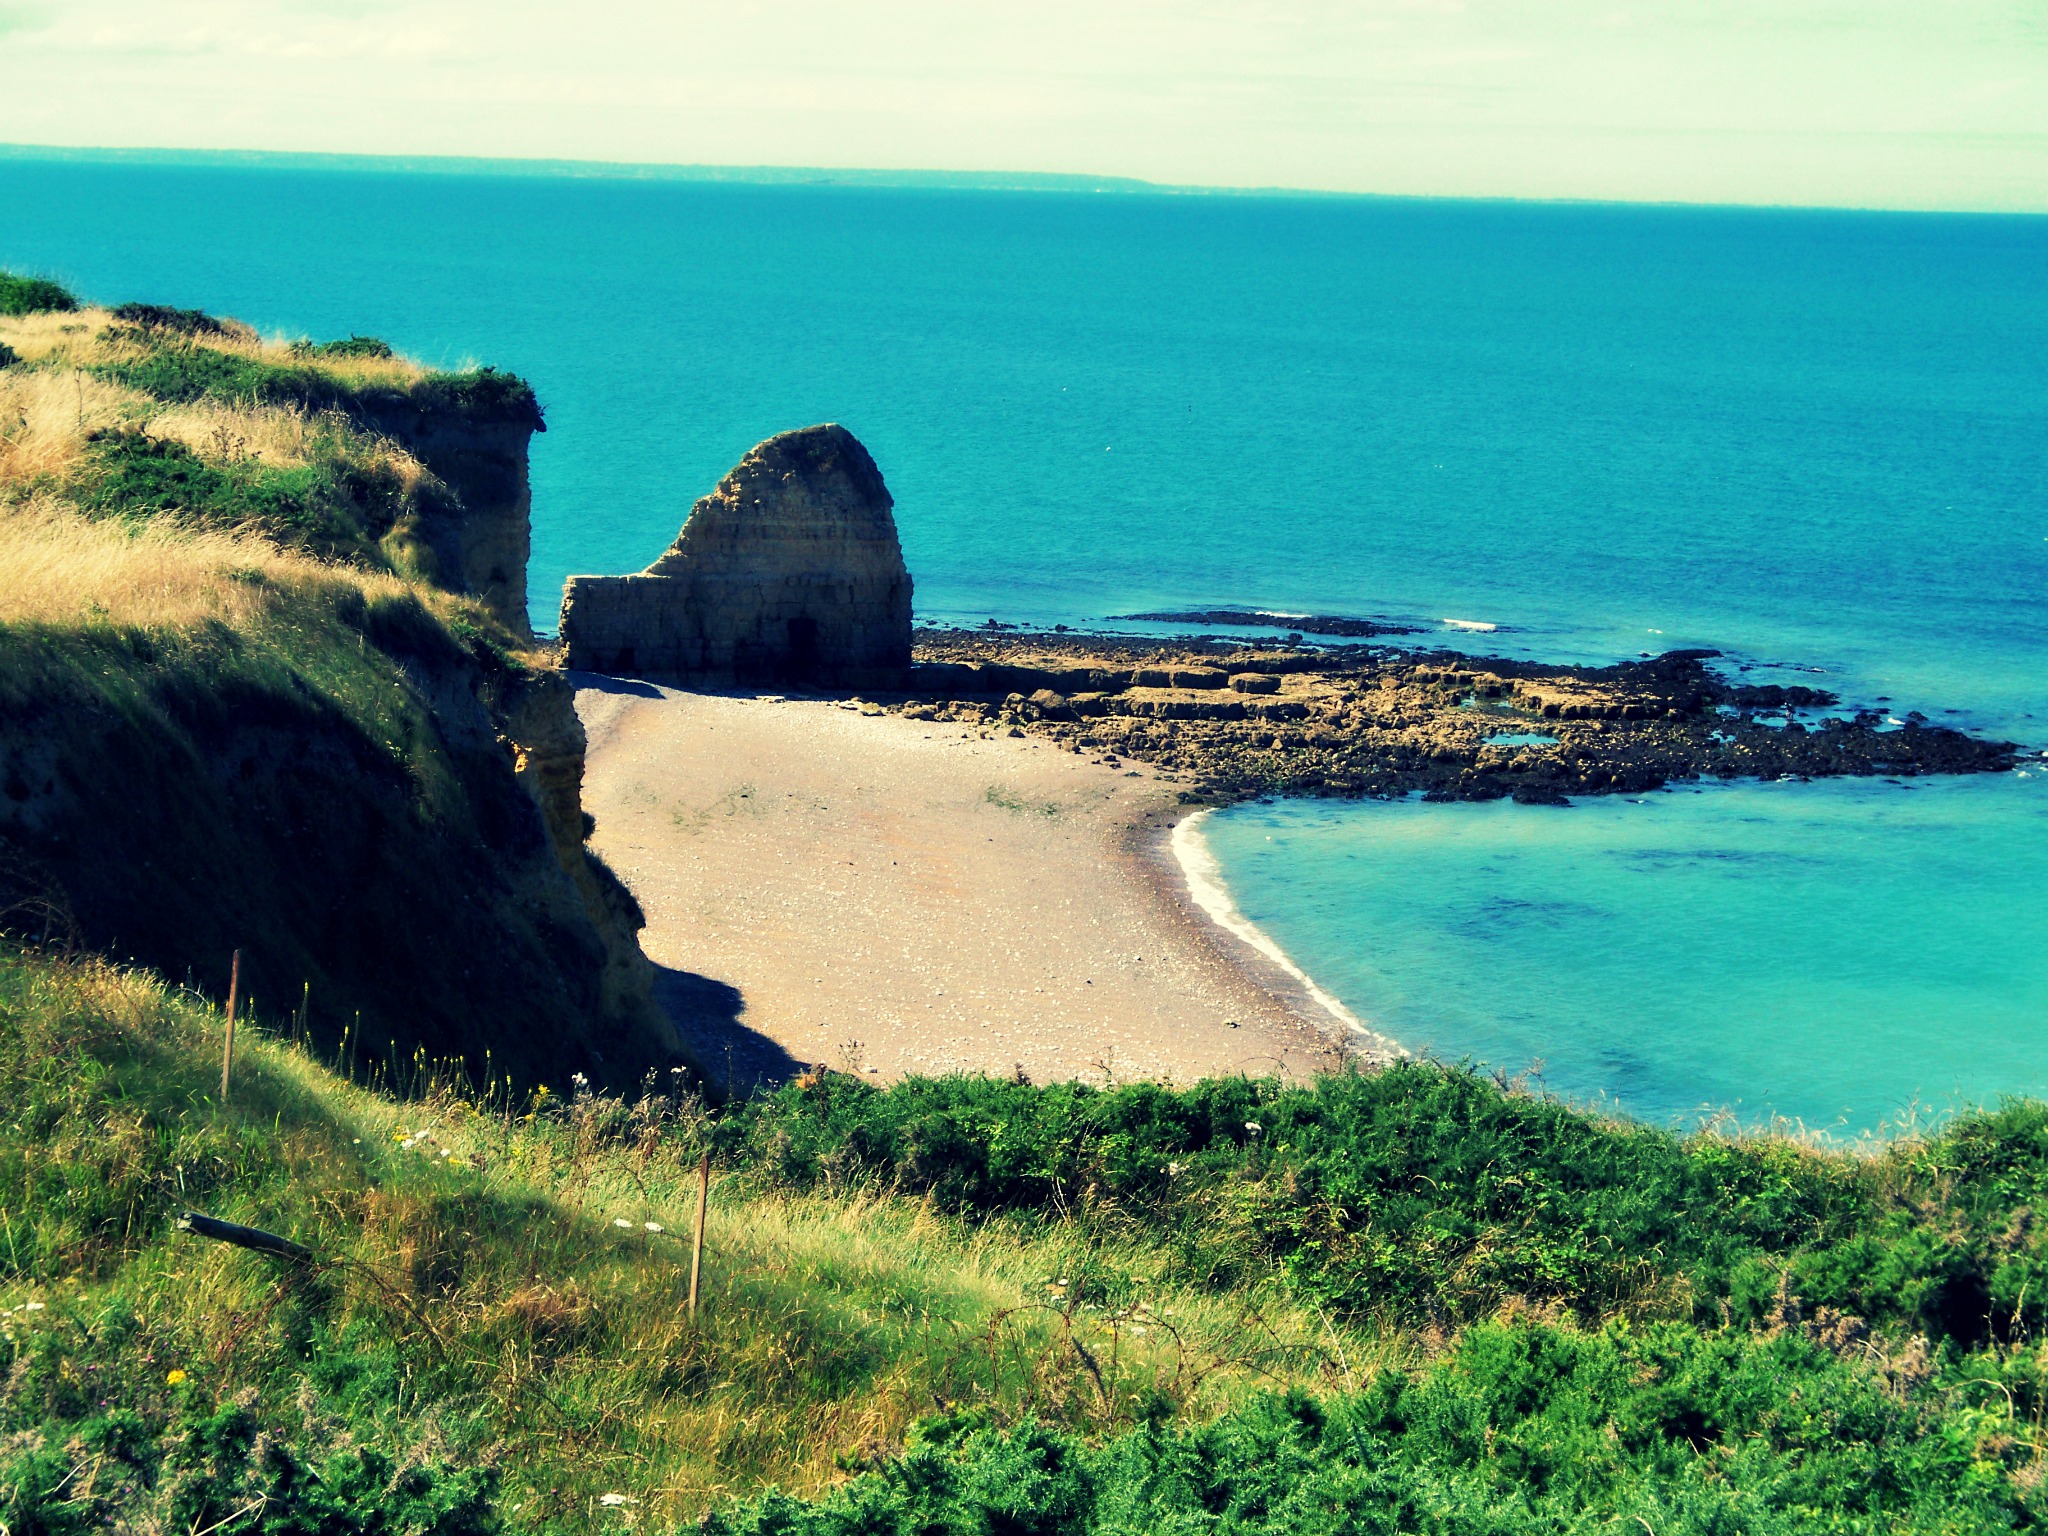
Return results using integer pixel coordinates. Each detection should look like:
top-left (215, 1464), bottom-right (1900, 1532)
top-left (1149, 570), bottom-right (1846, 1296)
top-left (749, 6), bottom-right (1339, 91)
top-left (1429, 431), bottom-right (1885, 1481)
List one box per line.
top-left (4, 156), bottom-right (2044, 1133)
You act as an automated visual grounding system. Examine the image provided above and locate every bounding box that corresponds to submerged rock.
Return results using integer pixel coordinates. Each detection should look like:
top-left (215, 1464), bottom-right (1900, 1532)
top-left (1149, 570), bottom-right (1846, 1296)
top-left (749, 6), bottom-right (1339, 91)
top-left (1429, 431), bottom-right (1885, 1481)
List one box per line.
top-left (561, 424), bottom-right (912, 688)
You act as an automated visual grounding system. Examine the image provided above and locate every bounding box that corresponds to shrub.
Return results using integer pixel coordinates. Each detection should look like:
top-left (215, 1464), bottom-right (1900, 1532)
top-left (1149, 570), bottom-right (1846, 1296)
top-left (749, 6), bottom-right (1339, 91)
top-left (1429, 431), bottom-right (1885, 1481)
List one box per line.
top-left (0, 343), bottom-right (18, 370)
top-left (708, 1321), bottom-right (2038, 1536)
top-left (110, 301), bottom-right (243, 338)
top-left (725, 1065), bottom-right (2048, 1346)
top-left (0, 272), bottom-right (77, 316)
top-left (291, 334), bottom-right (398, 360)
top-left (95, 346), bottom-right (544, 429)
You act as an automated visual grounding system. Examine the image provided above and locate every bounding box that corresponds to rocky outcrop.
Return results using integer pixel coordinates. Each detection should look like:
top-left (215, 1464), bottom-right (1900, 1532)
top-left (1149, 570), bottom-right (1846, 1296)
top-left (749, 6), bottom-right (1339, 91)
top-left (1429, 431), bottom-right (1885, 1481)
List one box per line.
top-left (560, 424), bottom-right (911, 687)
top-left (898, 630), bottom-right (2021, 805)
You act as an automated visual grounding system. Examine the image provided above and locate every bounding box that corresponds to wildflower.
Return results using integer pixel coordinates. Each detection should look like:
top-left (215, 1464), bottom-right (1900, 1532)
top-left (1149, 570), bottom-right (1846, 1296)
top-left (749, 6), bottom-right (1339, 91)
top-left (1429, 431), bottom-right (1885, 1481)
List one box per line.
top-left (643, 1222), bottom-right (664, 1233)
top-left (614, 1219), bottom-right (633, 1229)
top-left (1244, 1121), bottom-right (1262, 1135)
top-left (392, 1129), bottom-right (409, 1142)
top-left (23, 1302), bottom-right (43, 1312)
top-left (599, 1493), bottom-right (635, 1507)
top-left (1166, 1161), bottom-right (1183, 1176)
top-left (166, 1369), bottom-right (188, 1386)
top-left (448, 1156), bottom-right (471, 1169)
top-left (571, 1073), bottom-right (590, 1093)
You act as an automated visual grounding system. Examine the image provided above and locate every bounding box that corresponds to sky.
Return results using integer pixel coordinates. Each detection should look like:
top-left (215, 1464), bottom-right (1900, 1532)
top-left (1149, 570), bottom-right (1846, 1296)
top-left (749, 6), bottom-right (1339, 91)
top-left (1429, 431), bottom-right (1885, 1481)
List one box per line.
top-left (1, 1), bottom-right (2044, 211)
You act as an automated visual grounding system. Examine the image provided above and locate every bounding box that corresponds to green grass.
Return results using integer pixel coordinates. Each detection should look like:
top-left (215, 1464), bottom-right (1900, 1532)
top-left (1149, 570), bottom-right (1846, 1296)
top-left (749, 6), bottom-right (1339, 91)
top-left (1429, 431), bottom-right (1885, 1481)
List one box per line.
top-left (0, 951), bottom-right (1354, 1533)
top-left (7, 947), bottom-right (2048, 1531)
top-left (92, 340), bottom-right (543, 428)
top-left (70, 427), bottom-right (458, 567)
top-left (0, 272), bottom-right (76, 316)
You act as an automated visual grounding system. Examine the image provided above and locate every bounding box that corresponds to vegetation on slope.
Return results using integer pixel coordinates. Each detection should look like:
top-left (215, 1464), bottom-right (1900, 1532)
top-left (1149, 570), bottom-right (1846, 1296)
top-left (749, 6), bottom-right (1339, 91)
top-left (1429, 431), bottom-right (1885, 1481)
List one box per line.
top-left (0, 280), bottom-right (662, 1090)
top-left (6, 945), bottom-right (2048, 1533)
top-left (0, 949), bottom-right (1354, 1533)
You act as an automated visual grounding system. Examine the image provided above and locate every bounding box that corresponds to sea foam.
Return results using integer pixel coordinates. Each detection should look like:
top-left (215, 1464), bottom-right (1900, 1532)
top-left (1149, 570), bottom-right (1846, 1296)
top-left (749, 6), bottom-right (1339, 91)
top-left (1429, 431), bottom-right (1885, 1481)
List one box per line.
top-left (1170, 809), bottom-right (1398, 1054)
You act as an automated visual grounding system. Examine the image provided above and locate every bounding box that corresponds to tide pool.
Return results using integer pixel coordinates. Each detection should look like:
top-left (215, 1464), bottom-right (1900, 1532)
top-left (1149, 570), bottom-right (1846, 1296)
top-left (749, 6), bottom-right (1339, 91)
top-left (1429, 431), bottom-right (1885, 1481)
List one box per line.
top-left (1201, 773), bottom-right (2048, 1137)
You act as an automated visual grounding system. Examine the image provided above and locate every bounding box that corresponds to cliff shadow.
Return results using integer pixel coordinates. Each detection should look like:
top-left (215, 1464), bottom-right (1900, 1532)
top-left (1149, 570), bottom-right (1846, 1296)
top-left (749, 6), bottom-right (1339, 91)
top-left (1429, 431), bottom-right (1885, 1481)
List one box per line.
top-left (568, 670), bottom-right (666, 699)
top-left (653, 964), bottom-right (804, 1100)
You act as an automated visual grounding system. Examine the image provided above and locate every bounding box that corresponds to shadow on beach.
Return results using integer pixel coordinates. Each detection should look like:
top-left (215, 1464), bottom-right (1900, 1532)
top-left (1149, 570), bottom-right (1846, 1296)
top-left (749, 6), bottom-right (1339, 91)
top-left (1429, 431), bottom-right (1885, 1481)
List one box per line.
top-left (653, 964), bottom-right (803, 1100)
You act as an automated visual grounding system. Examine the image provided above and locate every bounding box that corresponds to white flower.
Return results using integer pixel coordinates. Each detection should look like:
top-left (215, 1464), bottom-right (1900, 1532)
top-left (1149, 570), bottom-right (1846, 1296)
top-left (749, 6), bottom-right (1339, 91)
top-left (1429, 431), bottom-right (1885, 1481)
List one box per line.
top-left (1244, 1121), bottom-right (1262, 1134)
top-left (599, 1493), bottom-right (635, 1507)
top-left (643, 1222), bottom-right (664, 1233)
top-left (23, 1302), bottom-right (43, 1312)
top-left (613, 1218), bottom-right (633, 1229)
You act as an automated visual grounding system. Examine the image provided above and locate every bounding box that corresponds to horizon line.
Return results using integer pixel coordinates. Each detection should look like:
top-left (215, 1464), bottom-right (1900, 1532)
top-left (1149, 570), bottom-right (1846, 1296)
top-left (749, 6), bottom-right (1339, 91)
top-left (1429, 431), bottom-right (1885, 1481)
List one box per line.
top-left (2, 141), bottom-right (2044, 219)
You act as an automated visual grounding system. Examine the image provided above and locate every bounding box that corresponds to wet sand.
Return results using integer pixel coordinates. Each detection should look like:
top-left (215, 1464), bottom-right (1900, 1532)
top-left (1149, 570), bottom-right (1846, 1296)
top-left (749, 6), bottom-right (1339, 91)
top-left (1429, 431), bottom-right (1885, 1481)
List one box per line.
top-left (575, 677), bottom-right (1354, 1091)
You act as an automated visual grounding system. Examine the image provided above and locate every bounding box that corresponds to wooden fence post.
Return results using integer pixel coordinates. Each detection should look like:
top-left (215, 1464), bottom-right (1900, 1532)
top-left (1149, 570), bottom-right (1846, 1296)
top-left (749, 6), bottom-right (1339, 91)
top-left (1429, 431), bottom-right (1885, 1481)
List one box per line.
top-left (219, 949), bottom-right (242, 1102)
top-left (689, 1147), bottom-right (711, 1320)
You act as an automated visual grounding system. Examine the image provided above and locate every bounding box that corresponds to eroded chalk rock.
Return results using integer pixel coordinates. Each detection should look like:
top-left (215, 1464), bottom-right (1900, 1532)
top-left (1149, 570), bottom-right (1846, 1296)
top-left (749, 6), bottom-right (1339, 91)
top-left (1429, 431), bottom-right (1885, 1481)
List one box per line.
top-left (560, 424), bottom-right (911, 688)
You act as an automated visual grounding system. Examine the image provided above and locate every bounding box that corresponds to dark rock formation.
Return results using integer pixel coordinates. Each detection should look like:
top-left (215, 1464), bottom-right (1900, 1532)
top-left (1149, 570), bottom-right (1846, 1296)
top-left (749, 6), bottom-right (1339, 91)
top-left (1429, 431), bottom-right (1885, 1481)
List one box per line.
top-left (893, 629), bottom-right (2021, 805)
top-left (560, 424), bottom-right (912, 688)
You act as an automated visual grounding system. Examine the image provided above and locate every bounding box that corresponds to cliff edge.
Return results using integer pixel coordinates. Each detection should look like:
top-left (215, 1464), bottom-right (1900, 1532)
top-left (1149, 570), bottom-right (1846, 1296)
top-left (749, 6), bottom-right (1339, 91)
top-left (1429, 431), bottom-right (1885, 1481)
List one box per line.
top-left (0, 283), bottom-right (681, 1089)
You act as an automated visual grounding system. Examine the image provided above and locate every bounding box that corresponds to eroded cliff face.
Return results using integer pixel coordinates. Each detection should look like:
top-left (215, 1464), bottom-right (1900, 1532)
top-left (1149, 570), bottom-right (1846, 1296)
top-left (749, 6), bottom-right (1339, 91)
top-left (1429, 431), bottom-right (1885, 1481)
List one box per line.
top-left (559, 424), bottom-right (912, 687)
top-left (362, 397), bottom-right (542, 637)
top-left (0, 590), bottom-right (680, 1092)
top-left (494, 668), bottom-right (665, 1040)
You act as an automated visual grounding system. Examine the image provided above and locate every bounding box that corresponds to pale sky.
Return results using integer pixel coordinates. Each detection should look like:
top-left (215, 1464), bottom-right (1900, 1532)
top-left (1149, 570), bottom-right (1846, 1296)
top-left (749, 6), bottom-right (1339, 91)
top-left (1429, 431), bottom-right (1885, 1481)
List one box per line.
top-left (2, 0), bottom-right (2044, 211)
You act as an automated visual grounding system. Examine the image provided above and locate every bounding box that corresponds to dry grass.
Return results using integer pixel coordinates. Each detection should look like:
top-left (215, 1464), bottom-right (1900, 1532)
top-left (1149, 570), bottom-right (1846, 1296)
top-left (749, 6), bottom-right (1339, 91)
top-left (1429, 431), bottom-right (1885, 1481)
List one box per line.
top-left (0, 307), bottom-right (106, 366)
top-left (0, 498), bottom-right (398, 632)
top-left (0, 304), bottom-right (427, 390)
top-left (141, 398), bottom-right (325, 469)
top-left (0, 364), bottom-right (151, 484)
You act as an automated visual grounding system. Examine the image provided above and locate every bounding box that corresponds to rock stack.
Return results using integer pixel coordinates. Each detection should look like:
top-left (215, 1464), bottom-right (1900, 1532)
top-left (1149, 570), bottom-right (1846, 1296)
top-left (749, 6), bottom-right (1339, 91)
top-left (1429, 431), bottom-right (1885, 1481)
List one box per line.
top-left (560, 424), bottom-right (912, 688)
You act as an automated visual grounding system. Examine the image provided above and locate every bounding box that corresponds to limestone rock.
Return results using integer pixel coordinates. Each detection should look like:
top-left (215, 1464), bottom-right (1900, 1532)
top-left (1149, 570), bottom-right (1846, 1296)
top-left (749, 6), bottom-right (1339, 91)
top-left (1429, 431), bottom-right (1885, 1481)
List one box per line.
top-left (560, 424), bottom-right (912, 688)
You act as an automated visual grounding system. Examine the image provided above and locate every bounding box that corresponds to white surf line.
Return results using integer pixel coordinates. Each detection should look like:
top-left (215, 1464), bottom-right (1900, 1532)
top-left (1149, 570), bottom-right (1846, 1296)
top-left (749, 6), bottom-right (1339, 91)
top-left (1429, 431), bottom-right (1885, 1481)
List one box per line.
top-left (1170, 809), bottom-right (1405, 1057)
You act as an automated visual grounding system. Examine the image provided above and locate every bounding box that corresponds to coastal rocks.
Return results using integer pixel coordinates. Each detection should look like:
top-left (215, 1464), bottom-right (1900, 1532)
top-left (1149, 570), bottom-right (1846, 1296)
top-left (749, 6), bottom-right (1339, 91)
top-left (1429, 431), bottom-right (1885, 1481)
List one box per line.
top-left (560, 424), bottom-right (912, 688)
top-left (901, 630), bottom-right (2019, 805)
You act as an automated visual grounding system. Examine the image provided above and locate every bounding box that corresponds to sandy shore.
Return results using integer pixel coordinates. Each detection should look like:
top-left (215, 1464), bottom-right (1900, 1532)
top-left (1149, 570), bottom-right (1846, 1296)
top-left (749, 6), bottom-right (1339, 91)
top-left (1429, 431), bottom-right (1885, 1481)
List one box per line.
top-left (575, 676), bottom-right (1357, 1092)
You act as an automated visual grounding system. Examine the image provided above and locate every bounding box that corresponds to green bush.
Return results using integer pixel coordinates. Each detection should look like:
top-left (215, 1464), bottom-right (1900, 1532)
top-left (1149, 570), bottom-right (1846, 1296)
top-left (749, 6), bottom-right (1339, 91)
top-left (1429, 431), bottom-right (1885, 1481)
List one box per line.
top-left (110, 301), bottom-right (238, 337)
top-left (709, 1321), bottom-right (2037, 1535)
top-left (725, 1066), bottom-right (2048, 1346)
top-left (0, 1398), bottom-right (502, 1535)
top-left (291, 334), bottom-right (397, 360)
top-left (0, 272), bottom-right (77, 316)
top-left (94, 345), bottom-right (544, 430)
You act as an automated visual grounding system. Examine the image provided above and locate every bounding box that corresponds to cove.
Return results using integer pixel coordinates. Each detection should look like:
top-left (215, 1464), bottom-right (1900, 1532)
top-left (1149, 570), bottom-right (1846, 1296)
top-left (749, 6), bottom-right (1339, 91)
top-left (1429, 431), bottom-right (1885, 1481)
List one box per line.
top-left (1200, 773), bottom-right (2048, 1139)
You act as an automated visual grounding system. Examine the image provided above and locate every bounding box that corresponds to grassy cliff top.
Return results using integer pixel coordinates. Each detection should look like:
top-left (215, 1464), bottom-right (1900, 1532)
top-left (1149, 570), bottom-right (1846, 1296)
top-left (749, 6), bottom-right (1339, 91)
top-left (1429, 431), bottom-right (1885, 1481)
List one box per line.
top-left (0, 271), bottom-right (538, 629)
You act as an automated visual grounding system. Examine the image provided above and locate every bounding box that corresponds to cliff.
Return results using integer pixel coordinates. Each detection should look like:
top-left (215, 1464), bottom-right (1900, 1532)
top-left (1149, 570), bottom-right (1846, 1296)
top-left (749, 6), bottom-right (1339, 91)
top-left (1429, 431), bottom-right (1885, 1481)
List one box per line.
top-left (0, 284), bottom-right (680, 1089)
top-left (560, 423), bottom-right (912, 687)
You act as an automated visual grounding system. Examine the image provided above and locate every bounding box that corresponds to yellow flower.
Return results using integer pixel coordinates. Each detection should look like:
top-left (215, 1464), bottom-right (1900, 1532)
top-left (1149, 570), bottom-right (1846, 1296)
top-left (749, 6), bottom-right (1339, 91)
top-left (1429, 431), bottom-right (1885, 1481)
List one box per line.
top-left (166, 1369), bottom-right (188, 1386)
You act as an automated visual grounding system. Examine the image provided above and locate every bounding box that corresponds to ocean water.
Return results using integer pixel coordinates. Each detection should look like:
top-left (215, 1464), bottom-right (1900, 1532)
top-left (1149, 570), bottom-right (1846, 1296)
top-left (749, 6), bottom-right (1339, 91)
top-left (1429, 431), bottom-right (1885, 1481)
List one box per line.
top-left (4, 156), bottom-right (2044, 1128)
top-left (1201, 776), bottom-right (2048, 1136)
